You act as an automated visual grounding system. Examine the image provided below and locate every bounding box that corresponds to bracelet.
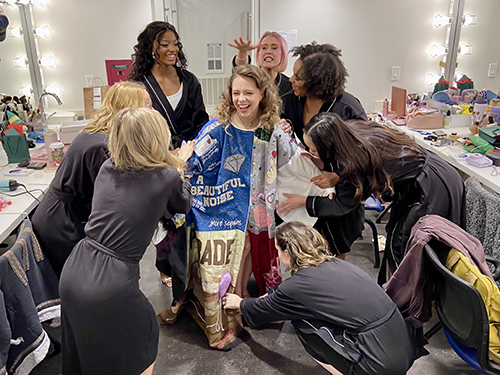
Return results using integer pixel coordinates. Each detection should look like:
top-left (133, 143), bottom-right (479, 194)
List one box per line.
top-left (236, 55), bottom-right (248, 62)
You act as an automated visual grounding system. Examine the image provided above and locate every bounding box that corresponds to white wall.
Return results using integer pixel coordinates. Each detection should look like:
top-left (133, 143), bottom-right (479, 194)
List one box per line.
top-left (177, 0), bottom-right (251, 79)
top-left (260, 0), bottom-right (500, 113)
top-left (1, 0), bottom-right (152, 113)
top-left (1, 0), bottom-right (499, 114)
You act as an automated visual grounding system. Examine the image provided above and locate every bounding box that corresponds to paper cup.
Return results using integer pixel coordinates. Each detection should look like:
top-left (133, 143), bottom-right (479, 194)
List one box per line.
top-left (49, 142), bottom-right (65, 166)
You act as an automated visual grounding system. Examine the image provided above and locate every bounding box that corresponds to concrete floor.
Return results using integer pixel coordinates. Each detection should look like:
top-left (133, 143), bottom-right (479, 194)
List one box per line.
top-left (31, 211), bottom-right (481, 374)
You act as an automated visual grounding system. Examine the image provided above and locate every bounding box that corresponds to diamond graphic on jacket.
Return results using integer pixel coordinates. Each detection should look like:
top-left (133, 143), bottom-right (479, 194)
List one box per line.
top-left (223, 154), bottom-right (245, 174)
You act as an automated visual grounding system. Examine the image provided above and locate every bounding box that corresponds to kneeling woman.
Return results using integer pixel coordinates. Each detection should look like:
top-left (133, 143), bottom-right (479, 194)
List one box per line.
top-left (59, 108), bottom-right (194, 375)
top-left (223, 222), bottom-right (416, 375)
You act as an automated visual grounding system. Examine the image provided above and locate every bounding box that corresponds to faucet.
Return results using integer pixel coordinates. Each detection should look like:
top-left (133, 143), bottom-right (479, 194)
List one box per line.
top-left (38, 91), bottom-right (63, 130)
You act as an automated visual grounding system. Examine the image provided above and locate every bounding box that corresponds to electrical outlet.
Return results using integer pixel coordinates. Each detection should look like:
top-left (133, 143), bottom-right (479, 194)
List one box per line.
top-left (488, 63), bottom-right (498, 78)
top-left (85, 75), bottom-right (95, 87)
top-left (391, 66), bottom-right (400, 81)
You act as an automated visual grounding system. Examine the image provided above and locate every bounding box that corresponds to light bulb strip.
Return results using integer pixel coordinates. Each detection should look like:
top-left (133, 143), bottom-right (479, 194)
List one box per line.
top-left (0, 0), bottom-right (46, 7)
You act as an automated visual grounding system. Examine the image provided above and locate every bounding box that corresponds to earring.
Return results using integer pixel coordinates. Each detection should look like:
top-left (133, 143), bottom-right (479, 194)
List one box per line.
top-left (152, 52), bottom-right (156, 60)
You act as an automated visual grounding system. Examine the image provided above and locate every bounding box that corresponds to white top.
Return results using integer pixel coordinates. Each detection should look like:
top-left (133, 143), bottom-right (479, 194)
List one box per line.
top-left (167, 82), bottom-right (183, 111)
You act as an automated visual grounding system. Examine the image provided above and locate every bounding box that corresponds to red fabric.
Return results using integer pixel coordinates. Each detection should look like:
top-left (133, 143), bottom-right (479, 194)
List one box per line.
top-left (5, 123), bottom-right (23, 135)
top-left (247, 232), bottom-right (282, 296)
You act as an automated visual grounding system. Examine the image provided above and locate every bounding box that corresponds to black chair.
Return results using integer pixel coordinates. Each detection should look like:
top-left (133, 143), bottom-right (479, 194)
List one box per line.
top-left (424, 242), bottom-right (500, 374)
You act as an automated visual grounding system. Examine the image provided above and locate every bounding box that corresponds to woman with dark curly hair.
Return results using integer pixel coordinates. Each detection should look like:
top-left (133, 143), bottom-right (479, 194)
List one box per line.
top-left (130, 21), bottom-right (209, 149)
top-left (283, 42), bottom-right (367, 145)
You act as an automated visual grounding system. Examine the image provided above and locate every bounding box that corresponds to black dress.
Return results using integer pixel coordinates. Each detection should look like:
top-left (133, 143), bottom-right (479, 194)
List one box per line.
top-left (305, 160), bottom-right (367, 255)
top-left (31, 131), bottom-right (108, 276)
top-left (59, 160), bottom-right (192, 375)
top-left (240, 259), bottom-right (416, 375)
top-left (282, 91), bottom-right (367, 144)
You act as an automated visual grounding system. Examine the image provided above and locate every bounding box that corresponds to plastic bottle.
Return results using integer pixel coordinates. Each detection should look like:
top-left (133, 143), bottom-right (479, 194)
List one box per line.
top-left (382, 99), bottom-right (389, 118)
top-left (443, 110), bottom-right (451, 128)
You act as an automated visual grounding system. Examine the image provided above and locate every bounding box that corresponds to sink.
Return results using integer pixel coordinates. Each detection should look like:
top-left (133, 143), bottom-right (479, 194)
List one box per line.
top-left (45, 108), bottom-right (77, 124)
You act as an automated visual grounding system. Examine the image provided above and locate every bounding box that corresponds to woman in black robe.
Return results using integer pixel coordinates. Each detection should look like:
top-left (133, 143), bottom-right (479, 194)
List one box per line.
top-left (302, 113), bottom-right (464, 282)
top-left (130, 21), bottom-right (208, 149)
top-left (282, 42), bottom-right (367, 146)
top-left (59, 108), bottom-right (194, 375)
top-left (31, 81), bottom-right (151, 277)
top-left (130, 21), bottom-right (209, 293)
top-left (223, 221), bottom-right (416, 375)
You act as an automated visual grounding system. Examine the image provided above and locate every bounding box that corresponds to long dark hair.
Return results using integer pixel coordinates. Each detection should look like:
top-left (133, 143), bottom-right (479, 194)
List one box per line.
top-left (303, 113), bottom-right (420, 200)
top-left (130, 21), bottom-right (187, 81)
top-left (291, 42), bottom-right (347, 101)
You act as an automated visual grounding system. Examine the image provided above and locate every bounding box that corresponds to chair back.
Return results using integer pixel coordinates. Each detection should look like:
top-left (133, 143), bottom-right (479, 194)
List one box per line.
top-left (424, 241), bottom-right (491, 366)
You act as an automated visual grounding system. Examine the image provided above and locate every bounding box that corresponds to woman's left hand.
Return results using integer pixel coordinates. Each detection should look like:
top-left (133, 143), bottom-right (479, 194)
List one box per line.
top-left (178, 140), bottom-right (195, 161)
top-left (222, 293), bottom-right (242, 311)
top-left (280, 119), bottom-right (293, 136)
top-left (276, 193), bottom-right (307, 216)
top-left (311, 171), bottom-right (340, 189)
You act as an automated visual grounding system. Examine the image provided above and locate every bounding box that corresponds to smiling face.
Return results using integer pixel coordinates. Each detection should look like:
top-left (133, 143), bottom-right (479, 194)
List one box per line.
top-left (289, 58), bottom-right (307, 97)
top-left (231, 75), bottom-right (264, 127)
top-left (257, 35), bottom-right (282, 71)
top-left (153, 30), bottom-right (179, 67)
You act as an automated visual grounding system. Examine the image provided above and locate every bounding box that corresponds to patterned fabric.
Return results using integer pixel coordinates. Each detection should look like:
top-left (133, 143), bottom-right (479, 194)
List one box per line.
top-left (0, 219), bottom-right (59, 375)
top-left (465, 177), bottom-right (500, 260)
top-left (180, 118), bottom-right (296, 349)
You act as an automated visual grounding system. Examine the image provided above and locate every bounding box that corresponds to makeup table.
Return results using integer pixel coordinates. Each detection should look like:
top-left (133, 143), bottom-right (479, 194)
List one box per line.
top-left (0, 147), bottom-right (57, 245)
top-left (387, 123), bottom-right (500, 194)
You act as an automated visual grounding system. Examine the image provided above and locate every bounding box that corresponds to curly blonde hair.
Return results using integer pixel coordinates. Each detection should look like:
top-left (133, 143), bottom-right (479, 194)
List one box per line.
top-left (275, 222), bottom-right (333, 275)
top-left (82, 81), bottom-right (147, 134)
top-left (214, 65), bottom-right (281, 132)
top-left (108, 108), bottom-right (185, 175)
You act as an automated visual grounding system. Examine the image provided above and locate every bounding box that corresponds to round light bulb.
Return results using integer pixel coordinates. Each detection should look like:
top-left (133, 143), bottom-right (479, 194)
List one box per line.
top-left (433, 14), bottom-right (451, 28)
top-left (34, 25), bottom-right (51, 39)
top-left (31, 0), bottom-right (47, 7)
top-left (19, 84), bottom-right (33, 97)
top-left (458, 44), bottom-right (472, 56)
top-left (13, 56), bottom-right (28, 68)
top-left (45, 84), bottom-right (61, 96)
top-left (463, 14), bottom-right (477, 27)
top-left (9, 26), bottom-right (23, 38)
top-left (425, 73), bottom-right (440, 86)
top-left (429, 44), bottom-right (447, 58)
top-left (39, 54), bottom-right (56, 68)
